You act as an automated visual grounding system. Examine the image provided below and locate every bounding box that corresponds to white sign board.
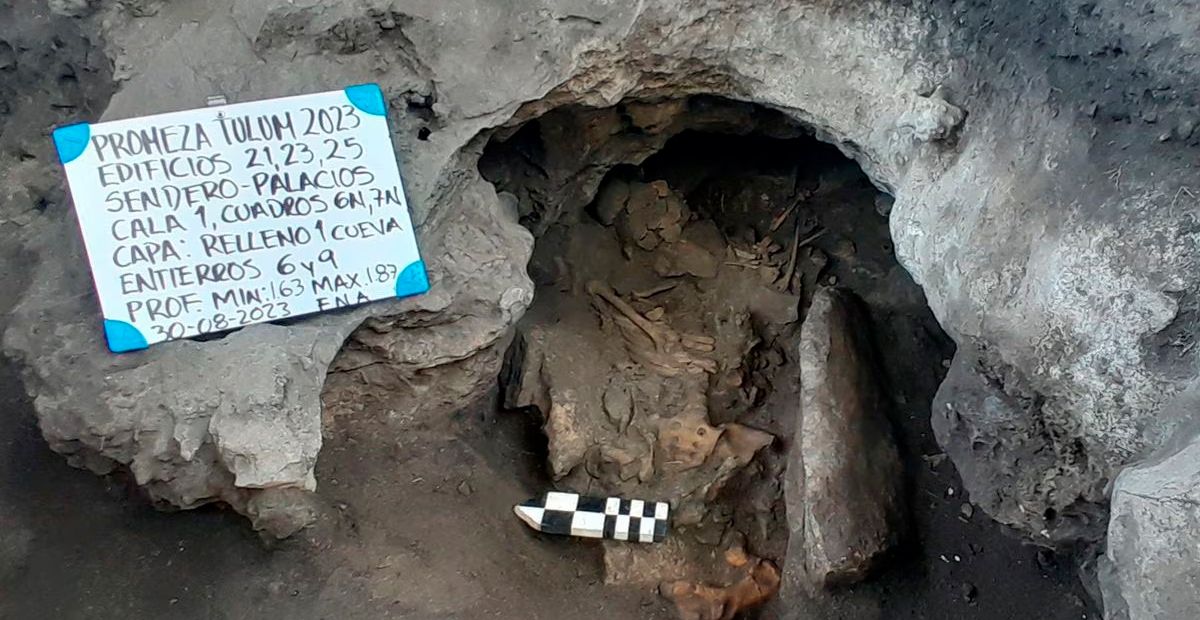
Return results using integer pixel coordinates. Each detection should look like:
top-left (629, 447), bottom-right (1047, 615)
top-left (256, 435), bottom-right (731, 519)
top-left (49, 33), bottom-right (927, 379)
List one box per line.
top-left (53, 84), bottom-right (428, 353)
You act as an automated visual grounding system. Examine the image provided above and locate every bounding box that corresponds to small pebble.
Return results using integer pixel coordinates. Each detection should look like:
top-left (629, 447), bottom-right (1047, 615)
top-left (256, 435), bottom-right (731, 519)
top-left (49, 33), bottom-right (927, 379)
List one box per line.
top-left (953, 554), bottom-right (962, 562)
top-left (922, 453), bottom-right (948, 469)
top-left (1178, 117), bottom-right (1197, 140)
top-left (960, 503), bottom-right (974, 520)
top-left (1035, 548), bottom-right (1057, 571)
top-left (962, 582), bottom-right (978, 603)
top-left (947, 487), bottom-right (956, 497)
top-left (457, 480), bottom-right (473, 496)
top-left (832, 237), bottom-right (857, 259)
top-left (874, 194), bottom-right (894, 217)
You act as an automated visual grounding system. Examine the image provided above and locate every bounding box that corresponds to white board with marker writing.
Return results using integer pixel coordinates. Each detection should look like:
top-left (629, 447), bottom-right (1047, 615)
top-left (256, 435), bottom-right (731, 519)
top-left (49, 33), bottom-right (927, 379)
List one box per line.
top-left (53, 84), bottom-right (429, 353)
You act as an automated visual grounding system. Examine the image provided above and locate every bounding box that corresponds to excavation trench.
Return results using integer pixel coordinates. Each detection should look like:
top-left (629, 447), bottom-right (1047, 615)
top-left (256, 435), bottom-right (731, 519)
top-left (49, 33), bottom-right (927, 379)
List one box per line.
top-left (477, 96), bottom-right (1094, 619)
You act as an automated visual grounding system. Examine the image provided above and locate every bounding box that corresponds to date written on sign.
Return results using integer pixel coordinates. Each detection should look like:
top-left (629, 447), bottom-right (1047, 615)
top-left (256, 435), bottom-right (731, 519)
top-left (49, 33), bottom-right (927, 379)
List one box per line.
top-left (53, 84), bottom-right (429, 353)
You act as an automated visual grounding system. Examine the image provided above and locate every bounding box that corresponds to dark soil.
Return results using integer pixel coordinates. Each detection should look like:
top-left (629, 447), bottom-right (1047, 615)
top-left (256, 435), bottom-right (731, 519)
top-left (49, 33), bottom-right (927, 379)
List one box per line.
top-left (0, 352), bottom-right (674, 620)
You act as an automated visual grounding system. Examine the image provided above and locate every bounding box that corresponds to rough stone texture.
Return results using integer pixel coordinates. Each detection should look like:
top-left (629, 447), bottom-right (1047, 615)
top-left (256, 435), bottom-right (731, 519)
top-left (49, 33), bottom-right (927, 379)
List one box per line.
top-left (0, 0), bottom-right (1197, 553)
top-left (0, 516), bottom-right (33, 582)
top-left (0, 0), bottom-right (536, 535)
top-left (931, 342), bottom-right (1110, 545)
top-left (785, 288), bottom-right (904, 591)
top-left (1099, 386), bottom-right (1200, 620)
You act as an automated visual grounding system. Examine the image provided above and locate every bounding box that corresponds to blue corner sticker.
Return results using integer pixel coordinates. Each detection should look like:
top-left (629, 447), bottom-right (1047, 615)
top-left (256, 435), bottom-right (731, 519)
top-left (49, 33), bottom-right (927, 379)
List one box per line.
top-left (344, 84), bottom-right (387, 116)
top-left (395, 260), bottom-right (430, 298)
top-left (53, 123), bottom-right (91, 164)
top-left (103, 320), bottom-right (148, 353)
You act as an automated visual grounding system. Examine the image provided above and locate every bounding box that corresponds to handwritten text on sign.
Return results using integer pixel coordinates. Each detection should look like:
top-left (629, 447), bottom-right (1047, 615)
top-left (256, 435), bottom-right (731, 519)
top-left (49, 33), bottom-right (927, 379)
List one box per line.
top-left (53, 85), bottom-right (428, 353)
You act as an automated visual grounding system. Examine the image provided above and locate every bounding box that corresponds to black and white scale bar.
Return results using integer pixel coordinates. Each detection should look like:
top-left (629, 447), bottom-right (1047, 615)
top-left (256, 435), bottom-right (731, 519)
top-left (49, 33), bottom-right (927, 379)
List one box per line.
top-left (514, 491), bottom-right (669, 543)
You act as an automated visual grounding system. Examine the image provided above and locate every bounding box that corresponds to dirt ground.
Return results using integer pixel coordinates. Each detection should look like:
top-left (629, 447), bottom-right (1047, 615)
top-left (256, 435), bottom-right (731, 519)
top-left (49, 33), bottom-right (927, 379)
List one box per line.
top-left (0, 131), bottom-right (1098, 620)
top-left (0, 355), bottom-right (1095, 620)
top-left (0, 360), bottom-right (677, 620)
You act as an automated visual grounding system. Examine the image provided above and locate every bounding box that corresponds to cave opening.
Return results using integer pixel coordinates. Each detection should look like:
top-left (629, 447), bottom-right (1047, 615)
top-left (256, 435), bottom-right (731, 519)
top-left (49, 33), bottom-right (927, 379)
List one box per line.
top-left (477, 96), bottom-right (1095, 620)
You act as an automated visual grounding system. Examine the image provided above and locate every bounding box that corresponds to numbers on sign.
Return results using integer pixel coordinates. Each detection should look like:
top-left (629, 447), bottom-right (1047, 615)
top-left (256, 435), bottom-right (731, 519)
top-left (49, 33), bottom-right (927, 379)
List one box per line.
top-left (194, 205), bottom-right (208, 228)
top-left (235, 302), bottom-right (290, 324)
top-left (342, 105), bottom-right (361, 129)
top-left (301, 105), bottom-right (362, 136)
top-left (372, 263), bottom-right (399, 283)
top-left (281, 143), bottom-right (315, 166)
top-left (151, 313), bottom-right (233, 341)
top-left (245, 146), bottom-right (276, 169)
top-left (276, 278), bottom-right (305, 298)
top-left (245, 144), bottom-right (318, 169)
top-left (324, 137), bottom-right (364, 161)
top-left (318, 249), bottom-right (340, 270)
top-left (276, 254), bottom-right (296, 276)
top-left (150, 322), bottom-right (188, 339)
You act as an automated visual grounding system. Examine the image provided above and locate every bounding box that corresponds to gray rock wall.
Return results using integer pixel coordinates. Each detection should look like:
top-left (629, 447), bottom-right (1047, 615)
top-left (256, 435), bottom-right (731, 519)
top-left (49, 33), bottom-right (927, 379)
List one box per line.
top-left (0, 0), bottom-right (1197, 554)
top-left (1100, 386), bottom-right (1200, 620)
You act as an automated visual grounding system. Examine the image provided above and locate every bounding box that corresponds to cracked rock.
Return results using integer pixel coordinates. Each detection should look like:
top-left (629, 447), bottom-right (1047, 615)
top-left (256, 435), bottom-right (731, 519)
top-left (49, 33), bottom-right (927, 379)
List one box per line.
top-left (1100, 386), bottom-right (1200, 620)
top-left (784, 288), bottom-right (905, 591)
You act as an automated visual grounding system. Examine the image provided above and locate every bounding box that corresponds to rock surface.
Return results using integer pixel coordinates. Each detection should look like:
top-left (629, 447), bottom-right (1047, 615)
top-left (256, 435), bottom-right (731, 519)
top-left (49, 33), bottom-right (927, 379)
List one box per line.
top-left (1099, 387), bottom-right (1200, 620)
top-left (0, 0), bottom-right (1198, 558)
top-left (0, 517), bottom-right (33, 582)
top-left (932, 342), bottom-right (1110, 545)
top-left (784, 288), bottom-right (904, 590)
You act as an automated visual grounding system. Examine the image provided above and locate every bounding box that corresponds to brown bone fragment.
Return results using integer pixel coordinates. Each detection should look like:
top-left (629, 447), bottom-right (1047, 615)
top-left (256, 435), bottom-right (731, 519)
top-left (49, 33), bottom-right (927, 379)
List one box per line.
top-left (659, 538), bottom-right (781, 620)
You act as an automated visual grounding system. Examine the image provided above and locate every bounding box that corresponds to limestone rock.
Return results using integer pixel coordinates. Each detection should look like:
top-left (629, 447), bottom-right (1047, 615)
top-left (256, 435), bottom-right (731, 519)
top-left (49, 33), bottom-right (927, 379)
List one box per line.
top-left (47, 0), bottom-right (93, 18)
top-left (244, 487), bottom-right (324, 539)
top-left (932, 343), bottom-right (1108, 544)
top-left (896, 88), bottom-right (965, 143)
top-left (785, 288), bottom-right (904, 590)
top-left (1099, 387), bottom-right (1200, 620)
